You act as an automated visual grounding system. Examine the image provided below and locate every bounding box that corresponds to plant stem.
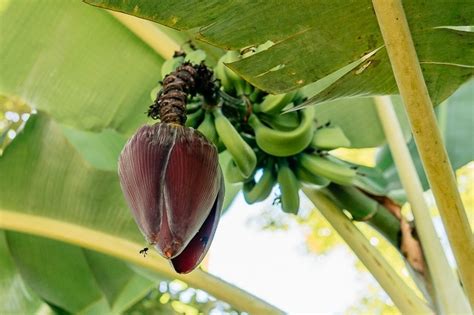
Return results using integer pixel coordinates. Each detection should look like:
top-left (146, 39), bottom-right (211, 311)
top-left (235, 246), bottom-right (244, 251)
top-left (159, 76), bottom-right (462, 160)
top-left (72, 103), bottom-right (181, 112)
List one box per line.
top-left (0, 210), bottom-right (284, 315)
top-left (371, 0), bottom-right (474, 307)
top-left (374, 95), bottom-right (471, 314)
top-left (303, 188), bottom-right (432, 314)
top-left (109, 11), bottom-right (180, 59)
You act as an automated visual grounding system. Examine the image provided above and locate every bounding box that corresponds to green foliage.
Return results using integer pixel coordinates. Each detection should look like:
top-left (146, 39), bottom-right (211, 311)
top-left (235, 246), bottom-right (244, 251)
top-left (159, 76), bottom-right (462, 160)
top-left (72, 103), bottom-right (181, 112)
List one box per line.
top-left (85, 0), bottom-right (473, 105)
top-left (0, 0), bottom-right (162, 134)
top-left (5, 232), bottom-right (154, 314)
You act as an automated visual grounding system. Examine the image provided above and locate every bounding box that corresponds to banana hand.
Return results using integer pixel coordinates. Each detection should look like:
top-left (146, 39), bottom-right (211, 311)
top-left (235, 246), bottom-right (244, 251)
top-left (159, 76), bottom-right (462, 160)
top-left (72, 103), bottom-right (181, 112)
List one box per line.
top-left (213, 108), bottom-right (257, 178)
top-left (248, 107), bottom-right (315, 157)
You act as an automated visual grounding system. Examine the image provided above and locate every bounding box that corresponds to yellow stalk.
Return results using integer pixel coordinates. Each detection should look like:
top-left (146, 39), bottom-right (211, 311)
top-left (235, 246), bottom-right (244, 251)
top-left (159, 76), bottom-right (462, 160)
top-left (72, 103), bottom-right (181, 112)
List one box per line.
top-left (375, 96), bottom-right (471, 314)
top-left (303, 188), bottom-right (432, 314)
top-left (0, 210), bottom-right (284, 315)
top-left (371, 0), bottom-right (474, 306)
top-left (108, 11), bottom-right (179, 59)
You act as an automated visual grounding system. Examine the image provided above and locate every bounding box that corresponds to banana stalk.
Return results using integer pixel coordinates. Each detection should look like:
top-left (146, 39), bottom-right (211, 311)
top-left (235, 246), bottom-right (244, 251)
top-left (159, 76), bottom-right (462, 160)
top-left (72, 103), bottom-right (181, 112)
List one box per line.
top-left (372, 0), bottom-right (474, 307)
top-left (374, 95), bottom-right (471, 313)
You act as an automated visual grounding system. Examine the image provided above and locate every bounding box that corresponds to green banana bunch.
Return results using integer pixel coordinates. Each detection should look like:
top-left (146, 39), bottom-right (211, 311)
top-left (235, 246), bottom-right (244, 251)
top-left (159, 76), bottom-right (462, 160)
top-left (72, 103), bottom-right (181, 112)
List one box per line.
top-left (243, 161), bottom-right (276, 204)
top-left (248, 107), bottom-right (315, 157)
top-left (294, 163), bottom-right (330, 187)
top-left (258, 110), bottom-right (300, 131)
top-left (277, 160), bottom-right (300, 214)
top-left (298, 153), bottom-right (357, 186)
top-left (213, 108), bottom-right (257, 178)
top-left (254, 91), bottom-right (296, 115)
top-left (197, 111), bottom-right (218, 145)
top-left (310, 125), bottom-right (351, 149)
top-left (160, 55), bottom-right (185, 80)
top-left (185, 109), bottom-right (204, 128)
top-left (215, 51), bottom-right (245, 95)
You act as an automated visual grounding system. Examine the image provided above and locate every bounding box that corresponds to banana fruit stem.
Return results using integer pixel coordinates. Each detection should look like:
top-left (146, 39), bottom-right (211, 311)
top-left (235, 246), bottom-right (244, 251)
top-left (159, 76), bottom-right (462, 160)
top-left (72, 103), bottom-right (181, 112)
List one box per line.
top-left (372, 0), bottom-right (474, 308)
top-left (374, 96), bottom-right (471, 314)
top-left (303, 189), bottom-right (432, 314)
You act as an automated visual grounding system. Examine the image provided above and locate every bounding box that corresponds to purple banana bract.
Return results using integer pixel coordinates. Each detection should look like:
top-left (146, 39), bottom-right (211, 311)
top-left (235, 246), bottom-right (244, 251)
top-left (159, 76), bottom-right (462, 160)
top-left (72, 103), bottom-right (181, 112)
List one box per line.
top-left (118, 122), bottom-right (224, 273)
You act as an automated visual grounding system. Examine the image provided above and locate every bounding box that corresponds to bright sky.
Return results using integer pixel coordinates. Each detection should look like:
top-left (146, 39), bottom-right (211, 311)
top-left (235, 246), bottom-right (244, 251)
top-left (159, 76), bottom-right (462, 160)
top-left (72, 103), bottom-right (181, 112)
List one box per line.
top-left (207, 192), bottom-right (383, 314)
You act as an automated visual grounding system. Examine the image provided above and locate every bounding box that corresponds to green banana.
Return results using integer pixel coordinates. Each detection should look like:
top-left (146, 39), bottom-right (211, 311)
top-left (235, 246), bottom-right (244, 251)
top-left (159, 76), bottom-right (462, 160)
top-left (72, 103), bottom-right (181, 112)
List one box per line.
top-left (323, 184), bottom-right (379, 221)
top-left (213, 108), bottom-right (257, 178)
top-left (277, 160), bottom-right (300, 214)
top-left (255, 91), bottom-right (296, 115)
top-left (248, 107), bottom-right (315, 157)
top-left (311, 125), bottom-right (351, 149)
top-left (184, 49), bottom-right (206, 64)
top-left (243, 81), bottom-right (254, 96)
top-left (186, 101), bottom-right (203, 114)
top-left (215, 52), bottom-right (245, 94)
top-left (248, 89), bottom-right (264, 103)
top-left (243, 162), bottom-right (276, 204)
top-left (258, 110), bottom-right (300, 131)
top-left (294, 164), bottom-right (330, 187)
top-left (160, 56), bottom-right (185, 80)
top-left (216, 137), bottom-right (226, 153)
top-left (225, 158), bottom-right (250, 183)
top-left (298, 153), bottom-right (356, 186)
top-left (185, 108), bottom-right (204, 128)
top-left (197, 111), bottom-right (218, 145)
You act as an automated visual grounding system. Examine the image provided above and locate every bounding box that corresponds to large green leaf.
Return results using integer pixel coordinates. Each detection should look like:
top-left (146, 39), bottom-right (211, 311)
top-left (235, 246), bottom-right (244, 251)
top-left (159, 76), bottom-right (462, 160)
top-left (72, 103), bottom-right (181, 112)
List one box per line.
top-left (4, 231), bottom-right (154, 314)
top-left (0, 231), bottom-right (47, 315)
top-left (0, 0), bottom-right (163, 134)
top-left (82, 250), bottom-right (155, 314)
top-left (85, 0), bottom-right (474, 106)
top-left (0, 113), bottom-right (282, 314)
top-left (6, 232), bottom-right (111, 314)
top-left (376, 80), bottom-right (474, 195)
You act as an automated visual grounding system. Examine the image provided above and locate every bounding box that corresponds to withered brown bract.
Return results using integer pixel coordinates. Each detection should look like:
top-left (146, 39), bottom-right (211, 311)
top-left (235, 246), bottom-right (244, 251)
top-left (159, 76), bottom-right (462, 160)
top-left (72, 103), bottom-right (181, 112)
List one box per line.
top-left (118, 122), bottom-right (223, 273)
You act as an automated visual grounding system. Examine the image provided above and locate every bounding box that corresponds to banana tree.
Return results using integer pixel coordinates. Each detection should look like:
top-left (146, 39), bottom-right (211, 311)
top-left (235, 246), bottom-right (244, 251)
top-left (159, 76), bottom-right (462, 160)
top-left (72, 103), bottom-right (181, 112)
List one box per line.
top-left (0, 0), bottom-right (472, 313)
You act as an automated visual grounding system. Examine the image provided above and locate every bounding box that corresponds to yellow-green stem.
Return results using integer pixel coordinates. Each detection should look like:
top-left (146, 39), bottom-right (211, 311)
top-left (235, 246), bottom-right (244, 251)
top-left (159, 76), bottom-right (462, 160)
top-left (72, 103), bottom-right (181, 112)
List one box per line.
top-left (109, 11), bottom-right (180, 59)
top-left (303, 188), bottom-right (432, 314)
top-left (0, 210), bottom-right (284, 315)
top-left (375, 96), bottom-right (471, 314)
top-left (371, 0), bottom-right (474, 307)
